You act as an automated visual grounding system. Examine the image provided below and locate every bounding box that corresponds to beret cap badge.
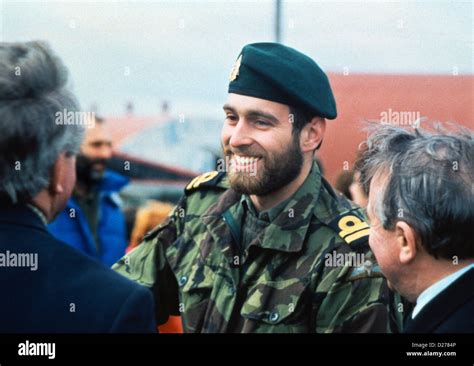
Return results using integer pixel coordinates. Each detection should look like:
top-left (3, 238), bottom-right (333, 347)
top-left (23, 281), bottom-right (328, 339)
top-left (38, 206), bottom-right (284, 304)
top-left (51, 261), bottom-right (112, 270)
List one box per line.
top-left (229, 54), bottom-right (242, 81)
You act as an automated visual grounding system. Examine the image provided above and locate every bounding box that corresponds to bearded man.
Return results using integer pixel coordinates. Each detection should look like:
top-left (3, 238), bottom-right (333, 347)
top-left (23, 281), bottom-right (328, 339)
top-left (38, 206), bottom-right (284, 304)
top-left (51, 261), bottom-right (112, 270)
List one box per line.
top-left (113, 43), bottom-right (396, 333)
top-left (49, 116), bottom-right (129, 266)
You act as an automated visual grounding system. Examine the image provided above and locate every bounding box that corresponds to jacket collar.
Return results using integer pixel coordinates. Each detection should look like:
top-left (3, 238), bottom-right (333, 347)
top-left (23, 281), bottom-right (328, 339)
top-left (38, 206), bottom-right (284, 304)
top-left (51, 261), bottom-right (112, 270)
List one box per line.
top-left (0, 204), bottom-right (48, 233)
top-left (202, 161), bottom-right (323, 253)
top-left (66, 169), bottom-right (129, 210)
top-left (98, 170), bottom-right (129, 193)
top-left (404, 268), bottom-right (474, 333)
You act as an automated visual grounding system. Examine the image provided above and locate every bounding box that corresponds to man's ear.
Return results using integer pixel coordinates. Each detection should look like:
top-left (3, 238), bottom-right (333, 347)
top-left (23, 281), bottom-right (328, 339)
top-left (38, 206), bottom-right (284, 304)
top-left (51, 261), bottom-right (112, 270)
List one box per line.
top-left (48, 153), bottom-right (66, 195)
top-left (300, 117), bottom-right (326, 153)
top-left (396, 221), bottom-right (418, 264)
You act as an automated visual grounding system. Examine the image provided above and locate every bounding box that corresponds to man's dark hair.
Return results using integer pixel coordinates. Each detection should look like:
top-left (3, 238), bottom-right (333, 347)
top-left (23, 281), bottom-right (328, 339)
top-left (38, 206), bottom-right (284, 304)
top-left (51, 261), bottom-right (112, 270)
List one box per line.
top-left (94, 115), bottom-right (105, 125)
top-left (289, 105), bottom-right (315, 134)
top-left (289, 106), bottom-right (324, 150)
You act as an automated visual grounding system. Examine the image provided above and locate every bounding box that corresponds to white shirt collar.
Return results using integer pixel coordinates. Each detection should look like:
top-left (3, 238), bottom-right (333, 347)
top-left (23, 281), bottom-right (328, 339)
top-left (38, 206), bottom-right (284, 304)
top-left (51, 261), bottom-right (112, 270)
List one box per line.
top-left (26, 204), bottom-right (48, 226)
top-left (412, 263), bottom-right (474, 319)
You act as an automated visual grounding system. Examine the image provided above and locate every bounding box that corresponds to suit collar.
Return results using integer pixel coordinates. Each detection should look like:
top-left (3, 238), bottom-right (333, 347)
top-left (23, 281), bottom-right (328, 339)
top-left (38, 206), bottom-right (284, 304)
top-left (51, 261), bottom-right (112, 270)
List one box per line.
top-left (412, 264), bottom-right (474, 319)
top-left (404, 268), bottom-right (474, 333)
top-left (0, 204), bottom-right (48, 233)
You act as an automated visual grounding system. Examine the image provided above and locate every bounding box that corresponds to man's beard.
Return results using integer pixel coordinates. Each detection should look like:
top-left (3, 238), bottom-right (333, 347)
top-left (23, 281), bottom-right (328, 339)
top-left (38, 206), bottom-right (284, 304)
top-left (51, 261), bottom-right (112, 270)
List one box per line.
top-left (75, 154), bottom-right (107, 187)
top-left (223, 134), bottom-right (304, 196)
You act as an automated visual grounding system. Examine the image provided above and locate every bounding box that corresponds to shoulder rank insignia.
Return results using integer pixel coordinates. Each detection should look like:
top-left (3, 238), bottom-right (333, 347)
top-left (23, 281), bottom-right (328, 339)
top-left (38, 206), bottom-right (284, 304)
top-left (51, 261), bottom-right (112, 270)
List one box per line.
top-left (328, 210), bottom-right (370, 249)
top-left (185, 171), bottom-right (226, 194)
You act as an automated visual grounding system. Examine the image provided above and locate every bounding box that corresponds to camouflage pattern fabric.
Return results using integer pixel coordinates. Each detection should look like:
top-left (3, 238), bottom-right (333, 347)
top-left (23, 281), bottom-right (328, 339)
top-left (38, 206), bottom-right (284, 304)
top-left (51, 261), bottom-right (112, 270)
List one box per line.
top-left (113, 162), bottom-right (398, 333)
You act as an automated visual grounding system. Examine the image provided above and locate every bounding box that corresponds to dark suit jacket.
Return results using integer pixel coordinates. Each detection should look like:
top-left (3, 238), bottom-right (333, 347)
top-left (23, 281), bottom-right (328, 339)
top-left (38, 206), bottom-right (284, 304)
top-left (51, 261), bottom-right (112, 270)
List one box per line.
top-left (404, 268), bottom-right (474, 333)
top-left (0, 204), bottom-right (156, 333)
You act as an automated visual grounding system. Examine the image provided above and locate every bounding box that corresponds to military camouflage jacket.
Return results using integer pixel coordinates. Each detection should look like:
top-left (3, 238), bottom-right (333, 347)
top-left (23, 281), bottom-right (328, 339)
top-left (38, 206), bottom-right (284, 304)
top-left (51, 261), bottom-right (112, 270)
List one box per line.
top-left (114, 162), bottom-right (396, 333)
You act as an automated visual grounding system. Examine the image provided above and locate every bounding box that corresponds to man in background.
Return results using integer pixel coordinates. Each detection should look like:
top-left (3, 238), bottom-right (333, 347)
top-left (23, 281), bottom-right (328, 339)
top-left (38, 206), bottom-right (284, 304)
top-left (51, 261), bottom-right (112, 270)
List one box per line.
top-left (49, 116), bottom-right (129, 266)
top-left (0, 41), bottom-right (155, 332)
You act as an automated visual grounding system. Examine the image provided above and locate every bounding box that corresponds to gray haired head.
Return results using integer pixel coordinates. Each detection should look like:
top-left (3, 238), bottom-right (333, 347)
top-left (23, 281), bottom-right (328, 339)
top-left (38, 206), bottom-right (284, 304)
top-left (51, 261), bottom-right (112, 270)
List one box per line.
top-left (358, 122), bottom-right (474, 260)
top-left (0, 41), bottom-right (84, 204)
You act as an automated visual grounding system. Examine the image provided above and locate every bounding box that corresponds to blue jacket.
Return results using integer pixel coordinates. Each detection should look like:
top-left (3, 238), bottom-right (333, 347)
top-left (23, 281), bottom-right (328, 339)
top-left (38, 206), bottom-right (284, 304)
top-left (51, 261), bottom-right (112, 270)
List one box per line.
top-left (0, 204), bottom-right (155, 333)
top-left (49, 170), bottom-right (129, 267)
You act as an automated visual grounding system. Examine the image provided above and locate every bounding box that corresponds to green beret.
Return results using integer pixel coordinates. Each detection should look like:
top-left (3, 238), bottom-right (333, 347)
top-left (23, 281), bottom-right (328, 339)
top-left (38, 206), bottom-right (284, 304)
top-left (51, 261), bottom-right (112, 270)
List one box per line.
top-left (228, 42), bottom-right (337, 120)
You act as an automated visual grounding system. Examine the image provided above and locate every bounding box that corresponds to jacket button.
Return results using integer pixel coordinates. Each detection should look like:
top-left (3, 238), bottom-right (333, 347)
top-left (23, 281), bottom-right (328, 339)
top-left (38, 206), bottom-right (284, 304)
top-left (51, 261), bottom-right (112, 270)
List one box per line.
top-left (179, 275), bottom-right (188, 286)
top-left (269, 311), bottom-right (279, 322)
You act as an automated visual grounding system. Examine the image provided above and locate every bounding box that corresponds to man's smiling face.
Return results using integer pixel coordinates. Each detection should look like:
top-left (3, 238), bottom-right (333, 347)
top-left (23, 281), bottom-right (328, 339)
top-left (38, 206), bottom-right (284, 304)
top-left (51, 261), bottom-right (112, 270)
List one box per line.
top-left (221, 93), bottom-right (303, 196)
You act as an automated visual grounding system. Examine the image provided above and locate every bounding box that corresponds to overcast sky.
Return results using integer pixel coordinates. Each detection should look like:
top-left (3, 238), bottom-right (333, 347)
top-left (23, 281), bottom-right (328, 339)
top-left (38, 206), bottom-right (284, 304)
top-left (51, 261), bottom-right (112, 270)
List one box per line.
top-left (1, 0), bottom-right (472, 117)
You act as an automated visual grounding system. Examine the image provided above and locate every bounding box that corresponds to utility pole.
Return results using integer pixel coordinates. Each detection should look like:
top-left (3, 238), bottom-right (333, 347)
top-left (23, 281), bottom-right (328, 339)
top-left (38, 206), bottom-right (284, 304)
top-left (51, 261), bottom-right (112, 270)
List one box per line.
top-left (275, 0), bottom-right (282, 43)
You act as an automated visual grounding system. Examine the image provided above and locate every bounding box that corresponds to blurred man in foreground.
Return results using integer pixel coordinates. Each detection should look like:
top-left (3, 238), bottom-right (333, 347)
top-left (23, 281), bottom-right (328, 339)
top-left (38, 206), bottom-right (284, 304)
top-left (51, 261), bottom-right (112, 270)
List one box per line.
top-left (359, 123), bottom-right (474, 333)
top-left (0, 41), bottom-right (155, 332)
top-left (49, 116), bottom-right (129, 266)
